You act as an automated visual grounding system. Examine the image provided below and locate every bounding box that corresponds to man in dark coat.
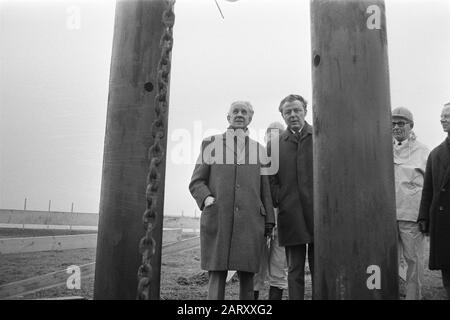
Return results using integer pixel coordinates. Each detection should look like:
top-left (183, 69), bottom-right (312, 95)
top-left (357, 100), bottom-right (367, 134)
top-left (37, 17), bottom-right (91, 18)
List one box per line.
top-left (189, 101), bottom-right (275, 300)
top-left (418, 103), bottom-right (450, 299)
top-left (269, 94), bottom-right (314, 300)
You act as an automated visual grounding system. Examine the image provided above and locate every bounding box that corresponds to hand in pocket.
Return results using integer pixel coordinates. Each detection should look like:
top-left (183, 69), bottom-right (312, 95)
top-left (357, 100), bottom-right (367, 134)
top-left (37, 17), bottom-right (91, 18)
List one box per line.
top-left (204, 196), bottom-right (216, 208)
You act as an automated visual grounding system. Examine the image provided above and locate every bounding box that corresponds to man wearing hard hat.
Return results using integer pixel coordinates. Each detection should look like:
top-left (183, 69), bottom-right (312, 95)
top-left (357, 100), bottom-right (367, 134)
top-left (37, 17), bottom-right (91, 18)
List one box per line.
top-left (392, 107), bottom-right (430, 300)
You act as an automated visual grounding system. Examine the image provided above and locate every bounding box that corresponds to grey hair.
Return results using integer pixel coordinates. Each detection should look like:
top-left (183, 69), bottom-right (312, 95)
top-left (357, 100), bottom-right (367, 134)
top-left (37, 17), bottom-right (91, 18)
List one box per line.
top-left (229, 101), bottom-right (254, 116)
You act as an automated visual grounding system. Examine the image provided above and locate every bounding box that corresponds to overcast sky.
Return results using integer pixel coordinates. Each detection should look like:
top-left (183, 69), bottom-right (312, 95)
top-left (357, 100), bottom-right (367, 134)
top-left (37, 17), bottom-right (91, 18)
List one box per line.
top-left (1, 0), bottom-right (449, 215)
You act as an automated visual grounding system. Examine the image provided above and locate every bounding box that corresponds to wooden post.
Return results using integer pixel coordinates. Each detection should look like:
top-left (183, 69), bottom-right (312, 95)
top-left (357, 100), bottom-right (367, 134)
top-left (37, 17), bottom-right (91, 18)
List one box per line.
top-left (94, 0), bottom-right (171, 300)
top-left (48, 200), bottom-right (51, 212)
top-left (24, 198), bottom-right (27, 210)
top-left (311, 0), bottom-right (398, 299)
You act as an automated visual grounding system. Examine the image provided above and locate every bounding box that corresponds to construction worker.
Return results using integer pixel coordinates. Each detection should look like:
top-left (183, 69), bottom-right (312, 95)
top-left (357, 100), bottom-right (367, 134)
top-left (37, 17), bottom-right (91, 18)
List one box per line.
top-left (392, 107), bottom-right (430, 300)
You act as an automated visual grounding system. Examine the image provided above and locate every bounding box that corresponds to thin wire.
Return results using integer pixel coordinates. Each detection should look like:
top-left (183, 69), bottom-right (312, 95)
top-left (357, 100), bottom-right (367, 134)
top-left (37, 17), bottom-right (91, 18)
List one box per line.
top-left (214, 0), bottom-right (225, 19)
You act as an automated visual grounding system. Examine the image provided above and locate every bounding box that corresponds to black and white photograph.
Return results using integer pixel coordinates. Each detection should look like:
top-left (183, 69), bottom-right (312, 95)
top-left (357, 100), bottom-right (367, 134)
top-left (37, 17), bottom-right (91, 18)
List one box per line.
top-left (1, 0), bottom-right (450, 304)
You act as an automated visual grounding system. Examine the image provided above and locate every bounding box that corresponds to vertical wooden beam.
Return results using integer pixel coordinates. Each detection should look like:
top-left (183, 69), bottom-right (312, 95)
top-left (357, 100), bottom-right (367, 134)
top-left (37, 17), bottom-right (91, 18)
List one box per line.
top-left (94, 0), bottom-right (170, 300)
top-left (311, 0), bottom-right (398, 299)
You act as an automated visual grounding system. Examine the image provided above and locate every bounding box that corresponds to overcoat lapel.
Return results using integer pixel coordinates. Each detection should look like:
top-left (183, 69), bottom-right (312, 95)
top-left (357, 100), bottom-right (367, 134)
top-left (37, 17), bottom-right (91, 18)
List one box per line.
top-left (299, 123), bottom-right (313, 141)
top-left (282, 123), bottom-right (312, 145)
top-left (223, 130), bottom-right (250, 165)
top-left (440, 139), bottom-right (450, 188)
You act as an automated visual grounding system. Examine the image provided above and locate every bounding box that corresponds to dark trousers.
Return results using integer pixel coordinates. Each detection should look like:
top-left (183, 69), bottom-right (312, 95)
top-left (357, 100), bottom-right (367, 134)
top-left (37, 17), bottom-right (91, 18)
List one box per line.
top-left (285, 243), bottom-right (314, 300)
top-left (442, 269), bottom-right (450, 300)
top-left (208, 271), bottom-right (254, 300)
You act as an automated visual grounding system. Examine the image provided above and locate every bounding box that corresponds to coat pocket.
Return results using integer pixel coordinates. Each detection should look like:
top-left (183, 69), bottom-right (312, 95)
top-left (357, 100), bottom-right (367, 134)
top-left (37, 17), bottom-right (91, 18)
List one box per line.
top-left (202, 201), bottom-right (217, 214)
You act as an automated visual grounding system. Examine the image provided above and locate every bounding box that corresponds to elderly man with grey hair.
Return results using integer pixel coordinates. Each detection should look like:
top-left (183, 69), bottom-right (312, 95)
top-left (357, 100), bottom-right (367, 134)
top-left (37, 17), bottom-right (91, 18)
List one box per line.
top-left (189, 101), bottom-right (275, 300)
top-left (392, 107), bottom-right (430, 300)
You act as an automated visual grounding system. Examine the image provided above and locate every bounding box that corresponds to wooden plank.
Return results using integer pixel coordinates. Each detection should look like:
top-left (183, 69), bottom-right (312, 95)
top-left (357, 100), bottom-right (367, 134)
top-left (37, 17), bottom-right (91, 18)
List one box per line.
top-left (0, 236), bottom-right (199, 299)
top-left (0, 234), bottom-right (97, 254)
top-left (0, 223), bottom-right (98, 231)
top-left (35, 296), bottom-right (86, 300)
top-left (0, 228), bottom-right (182, 254)
top-left (0, 209), bottom-right (98, 226)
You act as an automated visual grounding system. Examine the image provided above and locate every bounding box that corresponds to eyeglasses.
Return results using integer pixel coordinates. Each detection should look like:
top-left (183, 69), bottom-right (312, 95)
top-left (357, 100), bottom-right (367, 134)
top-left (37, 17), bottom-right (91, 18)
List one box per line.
top-left (392, 121), bottom-right (408, 128)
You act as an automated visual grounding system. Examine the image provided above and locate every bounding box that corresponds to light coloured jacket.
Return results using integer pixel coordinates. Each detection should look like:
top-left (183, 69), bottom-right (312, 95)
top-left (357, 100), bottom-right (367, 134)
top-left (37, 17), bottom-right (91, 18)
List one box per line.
top-left (394, 134), bottom-right (430, 221)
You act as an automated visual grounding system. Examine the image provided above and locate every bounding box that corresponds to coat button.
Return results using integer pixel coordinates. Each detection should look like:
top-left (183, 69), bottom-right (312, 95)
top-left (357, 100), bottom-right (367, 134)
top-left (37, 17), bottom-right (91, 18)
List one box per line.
top-left (235, 207), bottom-right (239, 212)
top-left (439, 206), bottom-right (444, 211)
top-left (236, 184), bottom-right (240, 189)
top-left (442, 188), bottom-right (446, 192)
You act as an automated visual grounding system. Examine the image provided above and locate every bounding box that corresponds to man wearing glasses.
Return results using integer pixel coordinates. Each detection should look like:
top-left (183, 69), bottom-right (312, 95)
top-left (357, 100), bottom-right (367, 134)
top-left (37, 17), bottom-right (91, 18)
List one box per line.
top-left (392, 107), bottom-right (430, 300)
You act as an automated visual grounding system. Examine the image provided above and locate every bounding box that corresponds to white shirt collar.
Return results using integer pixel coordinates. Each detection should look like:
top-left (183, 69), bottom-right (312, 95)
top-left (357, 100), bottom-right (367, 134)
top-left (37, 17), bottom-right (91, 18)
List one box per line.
top-left (290, 124), bottom-right (305, 135)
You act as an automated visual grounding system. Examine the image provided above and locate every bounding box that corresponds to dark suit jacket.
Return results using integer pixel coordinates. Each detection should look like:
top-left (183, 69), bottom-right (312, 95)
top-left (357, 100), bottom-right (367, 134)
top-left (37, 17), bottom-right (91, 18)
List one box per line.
top-left (418, 137), bottom-right (450, 270)
top-left (269, 123), bottom-right (314, 246)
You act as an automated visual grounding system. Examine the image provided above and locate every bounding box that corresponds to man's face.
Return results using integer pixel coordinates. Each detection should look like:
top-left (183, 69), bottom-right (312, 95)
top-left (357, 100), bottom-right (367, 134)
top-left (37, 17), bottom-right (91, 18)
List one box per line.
top-left (392, 116), bottom-right (412, 142)
top-left (227, 104), bottom-right (252, 129)
top-left (441, 105), bottom-right (450, 133)
top-left (280, 100), bottom-right (306, 131)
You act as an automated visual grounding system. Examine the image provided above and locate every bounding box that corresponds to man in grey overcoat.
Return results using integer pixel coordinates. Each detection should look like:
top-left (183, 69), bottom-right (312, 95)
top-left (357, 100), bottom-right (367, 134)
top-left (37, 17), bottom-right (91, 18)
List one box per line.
top-left (269, 94), bottom-right (314, 300)
top-left (189, 101), bottom-right (275, 300)
top-left (418, 102), bottom-right (450, 299)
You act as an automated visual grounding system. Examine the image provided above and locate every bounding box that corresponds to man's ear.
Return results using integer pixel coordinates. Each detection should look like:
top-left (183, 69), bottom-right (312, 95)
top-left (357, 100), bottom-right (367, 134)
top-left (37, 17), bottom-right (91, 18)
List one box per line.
top-left (248, 116), bottom-right (253, 124)
top-left (227, 114), bottom-right (231, 122)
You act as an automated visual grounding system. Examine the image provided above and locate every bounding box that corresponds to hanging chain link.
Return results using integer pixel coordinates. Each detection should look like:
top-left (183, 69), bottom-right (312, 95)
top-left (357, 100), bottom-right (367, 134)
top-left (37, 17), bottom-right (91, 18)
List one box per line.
top-left (137, 0), bottom-right (175, 300)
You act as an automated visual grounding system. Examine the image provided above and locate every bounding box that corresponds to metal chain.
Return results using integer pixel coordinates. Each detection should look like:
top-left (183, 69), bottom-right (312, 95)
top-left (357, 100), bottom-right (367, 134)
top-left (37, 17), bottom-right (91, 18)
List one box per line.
top-left (137, 0), bottom-right (175, 300)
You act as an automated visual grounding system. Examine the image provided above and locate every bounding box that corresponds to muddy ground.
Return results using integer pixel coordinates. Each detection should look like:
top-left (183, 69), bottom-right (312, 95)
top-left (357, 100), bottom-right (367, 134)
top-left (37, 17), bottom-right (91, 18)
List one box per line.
top-left (0, 217), bottom-right (447, 300)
